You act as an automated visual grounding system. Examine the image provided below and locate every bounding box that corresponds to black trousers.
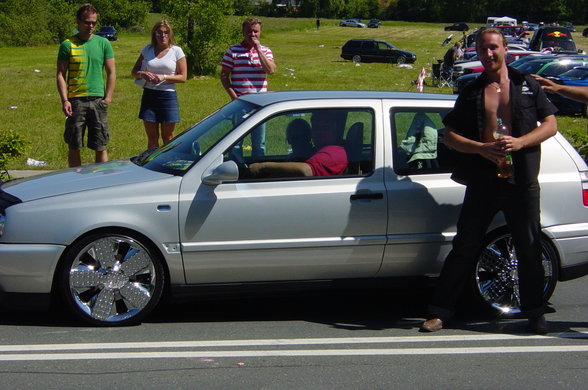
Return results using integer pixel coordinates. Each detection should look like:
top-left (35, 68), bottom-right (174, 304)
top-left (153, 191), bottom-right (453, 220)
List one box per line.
top-left (429, 178), bottom-right (545, 320)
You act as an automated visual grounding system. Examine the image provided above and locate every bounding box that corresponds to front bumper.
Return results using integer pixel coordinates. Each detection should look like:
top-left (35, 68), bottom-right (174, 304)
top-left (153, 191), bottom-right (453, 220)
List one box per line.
top-left (0, 244), bottom-right (65, 293)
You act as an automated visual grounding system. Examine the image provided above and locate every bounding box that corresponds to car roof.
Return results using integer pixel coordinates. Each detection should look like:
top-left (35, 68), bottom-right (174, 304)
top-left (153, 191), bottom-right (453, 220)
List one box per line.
top-left (238, 90), bottom-right (456, 107)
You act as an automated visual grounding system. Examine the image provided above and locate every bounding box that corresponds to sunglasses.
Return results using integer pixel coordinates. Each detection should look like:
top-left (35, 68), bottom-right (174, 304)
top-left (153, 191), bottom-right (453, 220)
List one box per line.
top-left (82, 20), bottom-right (97, 26)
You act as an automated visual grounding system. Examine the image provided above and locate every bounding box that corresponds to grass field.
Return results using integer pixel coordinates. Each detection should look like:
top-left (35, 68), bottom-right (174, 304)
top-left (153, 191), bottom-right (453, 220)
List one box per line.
top-left (0, 17), bottom-right (586, 170)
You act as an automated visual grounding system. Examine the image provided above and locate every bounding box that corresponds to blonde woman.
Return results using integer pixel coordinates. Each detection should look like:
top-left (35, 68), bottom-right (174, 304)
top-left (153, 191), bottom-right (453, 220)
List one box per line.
top-left (132, 21), bottom-right (187, 148)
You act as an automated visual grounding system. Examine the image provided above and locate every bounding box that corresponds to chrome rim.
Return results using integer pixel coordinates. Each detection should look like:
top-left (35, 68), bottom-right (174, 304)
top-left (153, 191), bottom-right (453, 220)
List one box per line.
top-left (475, 234), bottom-right (554, 314)
top-left (68, 235), bottom-right (157, 322)
top-left (352, 55), bottom-right (361, 63)
top-left (397, 56), bottom-right (406, 64)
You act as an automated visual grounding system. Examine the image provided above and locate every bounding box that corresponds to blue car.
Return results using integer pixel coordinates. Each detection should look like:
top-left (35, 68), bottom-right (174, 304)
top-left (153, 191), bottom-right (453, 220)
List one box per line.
top-left (546, 66), bottom-right (588, 116)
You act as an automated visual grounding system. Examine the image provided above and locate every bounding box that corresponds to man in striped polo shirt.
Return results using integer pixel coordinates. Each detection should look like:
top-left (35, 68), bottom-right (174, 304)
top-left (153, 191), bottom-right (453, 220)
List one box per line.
top-left (220, 17), bottom-right (276, 158)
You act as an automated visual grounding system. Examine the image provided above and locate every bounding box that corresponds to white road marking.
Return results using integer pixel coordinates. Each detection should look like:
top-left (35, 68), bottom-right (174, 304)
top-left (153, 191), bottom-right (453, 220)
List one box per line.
top-left (1, 346), bottom-right (588, 361)
top-left (0, 333), bottom-right (587, 361)
top-left (0, 332), bottom-right (586, 352)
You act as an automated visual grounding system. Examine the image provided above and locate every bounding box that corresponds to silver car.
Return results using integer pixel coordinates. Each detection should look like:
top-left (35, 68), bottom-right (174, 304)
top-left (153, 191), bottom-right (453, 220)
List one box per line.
top-left (339, 18), bottom-right (367, 28)
top-left (1, 91), bottom-right (587, 326)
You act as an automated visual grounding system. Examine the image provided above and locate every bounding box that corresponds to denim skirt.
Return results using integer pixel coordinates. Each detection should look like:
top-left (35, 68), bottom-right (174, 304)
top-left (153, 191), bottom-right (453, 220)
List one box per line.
top-left (139, 88), bottom-right (180, 123)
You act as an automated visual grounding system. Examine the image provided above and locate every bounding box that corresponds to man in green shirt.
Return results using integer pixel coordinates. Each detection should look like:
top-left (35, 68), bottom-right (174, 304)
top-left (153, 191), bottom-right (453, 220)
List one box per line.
top-left (56, 3), bottom-right (116, 167)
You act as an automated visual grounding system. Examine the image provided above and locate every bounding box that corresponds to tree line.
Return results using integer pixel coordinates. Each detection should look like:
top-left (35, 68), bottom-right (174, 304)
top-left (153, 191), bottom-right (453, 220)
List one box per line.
top-left (1, 0), bottom-right (586, 77)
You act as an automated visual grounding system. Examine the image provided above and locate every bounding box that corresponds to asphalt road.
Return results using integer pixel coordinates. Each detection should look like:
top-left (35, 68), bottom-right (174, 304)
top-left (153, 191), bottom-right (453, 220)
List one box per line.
top-left (0, 277), bottom-right (587, 389)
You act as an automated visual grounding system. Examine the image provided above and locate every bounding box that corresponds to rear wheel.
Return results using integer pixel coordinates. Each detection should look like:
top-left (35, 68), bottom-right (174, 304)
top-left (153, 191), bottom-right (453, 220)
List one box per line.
top-left (56, 231), bottom-right (166, 326)
top-left (471, 230), bottom-right (558, 315)
top-left (352, 55), bottom-right (362, 63)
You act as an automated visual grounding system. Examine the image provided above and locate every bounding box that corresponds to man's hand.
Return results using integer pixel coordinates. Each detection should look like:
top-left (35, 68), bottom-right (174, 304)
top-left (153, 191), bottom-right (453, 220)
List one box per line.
top-left (62, 100), bottom-right (73, 117)
top-left (478, 141), bottom-right (507, 163)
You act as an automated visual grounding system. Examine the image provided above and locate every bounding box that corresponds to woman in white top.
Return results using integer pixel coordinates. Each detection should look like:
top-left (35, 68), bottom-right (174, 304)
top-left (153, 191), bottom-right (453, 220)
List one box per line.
top-left (132, 20), bottom-right (187, 149)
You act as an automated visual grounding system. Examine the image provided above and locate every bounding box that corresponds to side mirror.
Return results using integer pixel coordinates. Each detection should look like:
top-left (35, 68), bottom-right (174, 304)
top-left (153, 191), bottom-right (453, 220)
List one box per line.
top-left (202, 158), bottom-right (239, 185)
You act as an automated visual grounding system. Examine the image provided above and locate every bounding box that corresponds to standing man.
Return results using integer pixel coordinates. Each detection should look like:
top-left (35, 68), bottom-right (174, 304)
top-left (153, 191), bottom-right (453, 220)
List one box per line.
top-left (220, 17), bottom-right (276, 158)
top-left (421, 28), bottom-right (557, 334)
top-left (56, 3), bottom-right (116, 167)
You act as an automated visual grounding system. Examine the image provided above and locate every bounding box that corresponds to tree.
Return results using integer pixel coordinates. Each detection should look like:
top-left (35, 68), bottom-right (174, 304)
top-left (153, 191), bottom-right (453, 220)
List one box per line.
top-left (90, 0), bottom-right (150, 28)
top-left (160, 0), bottom-right (238, 76)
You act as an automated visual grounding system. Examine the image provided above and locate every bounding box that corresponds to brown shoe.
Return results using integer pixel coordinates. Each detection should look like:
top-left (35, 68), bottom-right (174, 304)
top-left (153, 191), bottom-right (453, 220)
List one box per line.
top-left (420, 318), bottom-right (444, 332)
top-left (528, 315), bottom-right (548, 335)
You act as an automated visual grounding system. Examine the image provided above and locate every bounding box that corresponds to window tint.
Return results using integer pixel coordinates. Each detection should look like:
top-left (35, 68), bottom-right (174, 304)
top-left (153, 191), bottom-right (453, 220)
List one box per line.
top-left (391, 108), bottom-right (457, 175)
top-left (228, 108), bottom-right (375, 180)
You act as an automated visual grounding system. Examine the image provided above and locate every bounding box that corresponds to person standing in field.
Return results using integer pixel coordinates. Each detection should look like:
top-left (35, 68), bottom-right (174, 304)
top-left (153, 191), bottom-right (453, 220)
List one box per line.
top-left (132, 20), bottom-right (187, 149)
top-left (220, 17), bottom-right (276, 158)
top-left (420, 28), bottom-right (557, 335)
top-left (56, 3), bottom-right (116, 167)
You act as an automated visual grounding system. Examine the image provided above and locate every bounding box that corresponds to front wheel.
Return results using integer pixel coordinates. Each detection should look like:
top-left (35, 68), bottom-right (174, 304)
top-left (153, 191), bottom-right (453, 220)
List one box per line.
top-left (471, 230), bottom-right (558, 315)
top-left (397, 55), bottom-right (407, 64)
top-left (56, 231), bottom-right (166, 326)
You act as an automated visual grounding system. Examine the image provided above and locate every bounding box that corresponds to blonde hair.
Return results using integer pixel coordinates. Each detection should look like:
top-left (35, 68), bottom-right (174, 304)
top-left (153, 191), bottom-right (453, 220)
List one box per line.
top-left (150, 20), bottom-right (175, 48)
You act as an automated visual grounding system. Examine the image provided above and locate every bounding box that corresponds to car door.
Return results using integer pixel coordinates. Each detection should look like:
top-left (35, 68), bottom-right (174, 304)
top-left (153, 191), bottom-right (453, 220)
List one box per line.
top-left (379, 100), bottom-right (466, 277)
top-left (178, 101), bottom-right (387, 284)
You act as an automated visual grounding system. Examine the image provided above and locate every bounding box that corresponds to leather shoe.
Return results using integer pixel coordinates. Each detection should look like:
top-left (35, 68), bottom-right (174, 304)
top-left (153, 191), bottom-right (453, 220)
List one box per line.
top-left (420, 318), bottom-right (444, 332)
top-left (528, 315), bottom-right (548, 335)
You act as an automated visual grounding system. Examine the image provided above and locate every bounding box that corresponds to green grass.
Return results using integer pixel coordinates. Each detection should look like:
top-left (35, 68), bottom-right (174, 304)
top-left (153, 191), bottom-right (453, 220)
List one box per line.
top-left (0, 17), bottom-right (586, 170)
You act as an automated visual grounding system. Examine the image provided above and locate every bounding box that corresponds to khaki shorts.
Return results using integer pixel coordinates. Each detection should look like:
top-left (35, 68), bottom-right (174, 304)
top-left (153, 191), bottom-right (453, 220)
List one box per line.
top-left (64, 97), bottom-right (110, 151)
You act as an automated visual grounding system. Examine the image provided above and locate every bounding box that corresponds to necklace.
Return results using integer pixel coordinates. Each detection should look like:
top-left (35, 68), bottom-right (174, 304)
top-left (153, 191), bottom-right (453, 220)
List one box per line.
top-left (490, 82), bottom-right (502, 93)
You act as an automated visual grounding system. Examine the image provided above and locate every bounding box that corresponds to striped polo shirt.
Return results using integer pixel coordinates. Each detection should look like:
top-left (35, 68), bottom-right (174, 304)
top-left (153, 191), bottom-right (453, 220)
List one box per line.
top-left (221, 43), bottom-right (274, 96)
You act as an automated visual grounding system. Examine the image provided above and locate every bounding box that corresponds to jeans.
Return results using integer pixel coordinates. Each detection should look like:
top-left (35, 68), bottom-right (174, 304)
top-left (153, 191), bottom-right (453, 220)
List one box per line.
top-left (429, 178), bottom-right (545, 319)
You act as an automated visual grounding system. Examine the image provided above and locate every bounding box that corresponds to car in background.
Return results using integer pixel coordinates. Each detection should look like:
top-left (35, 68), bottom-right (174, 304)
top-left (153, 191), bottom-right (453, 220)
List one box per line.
top-left (583, 28), bottom-right (588, 37)
top-left (340, 39), bottom-right (416, 64)
top-left (529, 26), bottom-right (579, 54)
top-left (339, 18), bottom-right (367, 28)
top-left (2, 90), bottom-right (588, 326)
top-left (545, 66), bottom-right (588, 116)
top-left (523, 22), bottom-right (539, 31)
top-left (96, 25), bottom-right (118, 41)
top-left (444, 22), bottom-right (469, 31)
top-left (368, 18), bottom-right (381, 28)
top-left (561, 22), bottom-right (576, 32)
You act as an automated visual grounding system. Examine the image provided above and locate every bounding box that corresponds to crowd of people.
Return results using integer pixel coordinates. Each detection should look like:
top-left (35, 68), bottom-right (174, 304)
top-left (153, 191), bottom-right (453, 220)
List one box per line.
top-left (56, 4), bottom-right (588, 335)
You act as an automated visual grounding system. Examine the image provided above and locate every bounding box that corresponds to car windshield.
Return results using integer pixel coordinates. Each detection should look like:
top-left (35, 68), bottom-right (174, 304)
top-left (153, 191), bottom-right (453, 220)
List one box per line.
top-left (133, 99), bottom-right (259, 175)
top-left (558, 67), bottom-right (588, 79)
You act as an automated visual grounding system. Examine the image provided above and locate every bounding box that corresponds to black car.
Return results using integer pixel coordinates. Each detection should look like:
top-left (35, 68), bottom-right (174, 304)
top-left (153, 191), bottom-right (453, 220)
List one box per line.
top-left (529, 26), bottom-right (578, 54)
top-left (583, 27), bottom-right (588, 37)
top-left (444, 23), bottom-right (469, 32)
top-left (368, 19), bottom-right (381, 28)
top-left (340, 39), bottom-right (417, 64)
top-left (96, 26), bottom-right (118, 41)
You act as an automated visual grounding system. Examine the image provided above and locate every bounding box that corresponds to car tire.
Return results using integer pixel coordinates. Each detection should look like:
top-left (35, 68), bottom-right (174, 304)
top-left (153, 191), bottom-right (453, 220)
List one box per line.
top-left (397, 56), bottom-right (407, 64)
top-left (352, 55), bottom-right (362, 63)
top-left (55, 230), bottom-right (166, 326)
top-left (470, 229), bottom-right (558, 315)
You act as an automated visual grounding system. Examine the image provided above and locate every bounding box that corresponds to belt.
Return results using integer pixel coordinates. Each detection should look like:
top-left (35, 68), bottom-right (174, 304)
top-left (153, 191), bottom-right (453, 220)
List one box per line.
top-left (70, 96), bottom-right (102, 101)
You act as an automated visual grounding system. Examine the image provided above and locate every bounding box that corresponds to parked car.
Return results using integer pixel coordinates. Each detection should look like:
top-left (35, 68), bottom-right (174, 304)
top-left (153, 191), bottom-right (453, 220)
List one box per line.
top-left (95, 25), bottom-right (118, 41)
top-left (529, 26), bottom-right (579, 54)
top-left (523, 22), bottom-right (539, 31)
top-left (545, 66), bottom-right (588, 116)
top-left (1, 90), bottom-right (588, 326)
top-left (339, 18), bottom-right (367, 28)
top-left (444, 23), bottom-right (469, 31)
top-left (368, 18), bottom-right (381, 28)
top-left (583, 28), bottom-right (588, 37)
top-left (340, 39), bottom-right (416, 64)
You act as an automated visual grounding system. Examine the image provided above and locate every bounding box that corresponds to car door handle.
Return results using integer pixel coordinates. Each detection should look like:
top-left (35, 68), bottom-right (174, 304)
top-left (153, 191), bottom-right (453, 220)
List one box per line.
top-left (350, 192), bottom-right (384, 201)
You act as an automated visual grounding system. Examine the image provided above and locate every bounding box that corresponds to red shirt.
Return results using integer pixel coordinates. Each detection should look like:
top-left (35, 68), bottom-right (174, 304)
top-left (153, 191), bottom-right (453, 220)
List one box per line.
top-left (306, 145), bottom-right (348, 176)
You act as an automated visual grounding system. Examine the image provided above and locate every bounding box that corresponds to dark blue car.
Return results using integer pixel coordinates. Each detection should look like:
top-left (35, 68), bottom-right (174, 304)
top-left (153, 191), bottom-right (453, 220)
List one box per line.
top-left (546, 66), bottom-right (588, 116)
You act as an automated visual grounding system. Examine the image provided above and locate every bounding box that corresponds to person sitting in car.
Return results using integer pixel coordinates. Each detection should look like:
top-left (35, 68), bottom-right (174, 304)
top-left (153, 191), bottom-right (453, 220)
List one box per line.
top-left (286, 118), bottom-right (315, 161)
top-left (248, 110), bottom-right (348, 178)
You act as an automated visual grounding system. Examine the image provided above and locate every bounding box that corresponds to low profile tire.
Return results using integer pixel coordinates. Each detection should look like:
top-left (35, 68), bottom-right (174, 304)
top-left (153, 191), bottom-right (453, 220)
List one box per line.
top-left (56, 231), bottom-right (166, 326)
top-left (471, 230), bottom-right (558, 315)
top-left (352, 55), bottom-right (362, 63)
top-left (397, 55), bottom-right (407, 64)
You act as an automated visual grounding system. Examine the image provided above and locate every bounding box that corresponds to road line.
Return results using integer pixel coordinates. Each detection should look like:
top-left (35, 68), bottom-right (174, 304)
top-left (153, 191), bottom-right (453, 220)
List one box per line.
top-left (0, 332), bottom-right (587, 353)
top-left (1, 345), bottom-right (588, 361)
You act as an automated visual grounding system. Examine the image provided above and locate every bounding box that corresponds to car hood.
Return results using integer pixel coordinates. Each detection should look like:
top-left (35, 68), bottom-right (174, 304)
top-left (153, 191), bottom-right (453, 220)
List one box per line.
top-left (1, 160), bottom-right (172, 202)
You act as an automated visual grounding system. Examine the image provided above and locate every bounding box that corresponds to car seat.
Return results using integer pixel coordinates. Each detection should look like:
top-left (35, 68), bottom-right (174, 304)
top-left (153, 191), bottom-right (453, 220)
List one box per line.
top-left (344, 122), bottom-right (364, 174)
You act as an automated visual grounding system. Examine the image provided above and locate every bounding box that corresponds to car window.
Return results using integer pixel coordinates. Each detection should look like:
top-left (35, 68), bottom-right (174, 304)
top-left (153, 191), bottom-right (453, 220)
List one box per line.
top-left (362, 41), bottom-right (375, 49)
top-left (391, 108), bottom-right (456, 175)
top-left (229, 108), bottom-right (375, 181)
top-left (135, 99), bottom-right (259, 175)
